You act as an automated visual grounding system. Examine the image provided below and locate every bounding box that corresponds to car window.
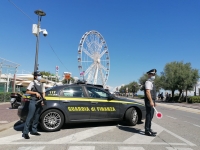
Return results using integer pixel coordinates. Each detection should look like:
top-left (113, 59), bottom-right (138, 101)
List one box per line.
top-left (86, 87), bottom-right (109, 98)
top-left (62, 86), bottom-right (84, 97)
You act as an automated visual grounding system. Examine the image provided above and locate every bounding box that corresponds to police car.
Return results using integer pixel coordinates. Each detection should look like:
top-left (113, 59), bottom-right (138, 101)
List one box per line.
top-left (18, 81), bottom-right (146, 132)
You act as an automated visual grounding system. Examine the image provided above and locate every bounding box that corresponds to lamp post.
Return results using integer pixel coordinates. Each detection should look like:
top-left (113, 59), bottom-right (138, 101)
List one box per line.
top-left (34, 10), bottom-right (46, 72)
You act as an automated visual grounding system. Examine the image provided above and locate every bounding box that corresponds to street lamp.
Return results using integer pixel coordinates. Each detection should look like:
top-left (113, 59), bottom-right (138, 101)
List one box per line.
top-left (33, 10), bottom-right (47, 72)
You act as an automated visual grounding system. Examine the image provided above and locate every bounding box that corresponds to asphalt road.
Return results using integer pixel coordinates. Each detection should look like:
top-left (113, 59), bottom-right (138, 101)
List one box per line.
top-left (0, 99), bottom-right (199, 150)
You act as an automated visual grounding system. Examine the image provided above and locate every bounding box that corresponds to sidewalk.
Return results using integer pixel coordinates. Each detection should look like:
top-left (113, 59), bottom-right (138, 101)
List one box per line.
top-left (120, 96), bottom-right (200, 114)
top-left (156, 100), bottom-right (200, 110)
top-left (0, 102), bottom-right (19, 132)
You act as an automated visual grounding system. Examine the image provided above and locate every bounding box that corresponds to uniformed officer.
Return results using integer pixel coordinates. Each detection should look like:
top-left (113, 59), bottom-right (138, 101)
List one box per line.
top-left (144, 69), bottom-right (157, 136)
top-left (22, 71), bottom-right (45, 139)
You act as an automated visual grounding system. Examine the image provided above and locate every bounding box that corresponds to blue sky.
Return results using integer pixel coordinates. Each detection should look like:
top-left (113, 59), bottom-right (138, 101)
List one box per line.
top-left (0, 0), bottom-right (200, 91)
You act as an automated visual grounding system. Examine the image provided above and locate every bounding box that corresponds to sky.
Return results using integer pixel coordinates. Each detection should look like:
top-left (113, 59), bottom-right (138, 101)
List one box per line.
top-left (0, 0), bottom-right (200, 92)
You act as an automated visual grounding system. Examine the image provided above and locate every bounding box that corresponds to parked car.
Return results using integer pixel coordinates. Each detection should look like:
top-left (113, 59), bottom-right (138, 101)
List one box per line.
top-left (18, 81), bottom-right (146, 132)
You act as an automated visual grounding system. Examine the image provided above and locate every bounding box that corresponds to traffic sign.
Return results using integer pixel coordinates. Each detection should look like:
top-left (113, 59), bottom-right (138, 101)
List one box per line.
top-left (153, 106), bottom-right (163, 119)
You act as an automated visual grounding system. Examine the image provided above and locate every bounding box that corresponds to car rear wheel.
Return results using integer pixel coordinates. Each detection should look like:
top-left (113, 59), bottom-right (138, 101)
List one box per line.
top-left (40, 109), bottom-right (64, 132)
top-left (125, 107), bottom-right (138, 126)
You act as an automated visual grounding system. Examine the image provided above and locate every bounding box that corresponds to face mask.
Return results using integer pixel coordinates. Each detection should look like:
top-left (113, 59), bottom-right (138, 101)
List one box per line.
top-left (36, 76), bottom-right (41, 81)
top-left (151, 76), bottom-right (155, 80)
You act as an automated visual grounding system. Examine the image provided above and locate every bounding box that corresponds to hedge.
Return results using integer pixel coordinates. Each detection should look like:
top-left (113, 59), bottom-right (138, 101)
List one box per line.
top-left (188, 96), bottom-right (200, 103)
top-left (0, 92), bottom-right (11, 102)
top-left (167, 95), bottom-right (200, 103)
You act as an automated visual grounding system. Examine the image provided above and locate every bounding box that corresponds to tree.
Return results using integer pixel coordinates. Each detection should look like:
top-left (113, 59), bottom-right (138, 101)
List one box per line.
top-left (139, 73), bottom-right (161, 92)
top-left (40, 71), bottom-right (59, 82)
top-left (161, 61), bottom-right (199, 101)
top-left (62, 77), bottom-right (75, 84)
top-left (127, 81), bottom-right (140, 95)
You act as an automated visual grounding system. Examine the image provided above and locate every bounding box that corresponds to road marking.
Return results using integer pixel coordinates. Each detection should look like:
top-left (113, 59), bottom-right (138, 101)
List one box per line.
top-left (123, 122), bottom-right (163, 144)
top-left (0, 133), bottom-right (24, 144)
top-left (17, 146), bottom-right (45, 150)
top-left (184, 121), bottom-right (200, 128)
top-left (183, 115), bottom-right (200, 121)
top-left (0, 121), bottom-right (9, 123)
top-left (68, 146), bottom-right (95, 150)
top-left (123, 122), bottom-right (196, 146)
top-left (163, 126), bottom-right (196, 146)
top-left (50, 126), bottom-right (116, 144)
top-left (118, 147), bottom-right (145, 150)
top-left (193, 124), bottom-right (200, 128)
top-left (166, 115), bottom-right (177, 119)
top-left (166, 147), bottom-right (193, 150)
top-left (0, 122), bottom-right (196, 147)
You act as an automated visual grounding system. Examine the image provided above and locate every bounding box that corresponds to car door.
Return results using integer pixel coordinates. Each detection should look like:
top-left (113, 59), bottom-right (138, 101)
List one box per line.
top-left (59, 86), bottom-right (91, 121)
top-left (86, 86), bottom-right (119, 119)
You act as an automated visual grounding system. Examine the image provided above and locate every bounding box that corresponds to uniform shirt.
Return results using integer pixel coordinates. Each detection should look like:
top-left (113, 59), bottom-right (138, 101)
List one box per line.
top-left (145, 79), bottom-right (153, 90)
top-left (27, 80), bottom-right (45, 93)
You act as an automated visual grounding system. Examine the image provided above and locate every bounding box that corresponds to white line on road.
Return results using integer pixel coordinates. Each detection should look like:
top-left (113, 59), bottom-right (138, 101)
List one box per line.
top-left (50, 125), bottom-right (116, 144)
top-left (68, 146), bottom-right (95, 150)
top-left (118, 146), bottom-right (145, 150)
top-left (0, 122), bottom-right (196, 146)
top-left (0, 133), bottom-right (24, 144)
top-left (166, 115), bottom-right (177, 119)
top-left (184, 121), bottom-right (200, 128)
top-left (0, 121), bottom-right (9, 123)
top-left (17, 146), bottom-right (45, 150)
top-left (123, 123), bottom-right (163, 144)
top-left (166, 147), bottom-right (193, 150)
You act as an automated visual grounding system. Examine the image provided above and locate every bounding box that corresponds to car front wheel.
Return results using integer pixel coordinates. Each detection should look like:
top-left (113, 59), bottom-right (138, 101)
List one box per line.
top-left (40, 109), bottom-right (64, 132)
top-left (125, 107), bottom-right (138, 126)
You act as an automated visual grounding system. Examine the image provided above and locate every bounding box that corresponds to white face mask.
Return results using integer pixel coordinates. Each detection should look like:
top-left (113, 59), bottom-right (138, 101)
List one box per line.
top-left (36, 76), bottom-right (41, 81)
top-left (150, 76), bottom-right (155, 80)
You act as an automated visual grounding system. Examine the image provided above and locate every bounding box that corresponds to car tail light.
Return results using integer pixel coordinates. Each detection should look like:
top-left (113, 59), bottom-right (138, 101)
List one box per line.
top-left (22, 98), bottom-right (29, 102)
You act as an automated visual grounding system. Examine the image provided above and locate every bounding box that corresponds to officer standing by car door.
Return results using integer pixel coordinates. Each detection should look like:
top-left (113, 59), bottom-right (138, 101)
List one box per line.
top-left (22, 71), bottom-right (45, 139)
top-left (144, 69), bottom-right (157, 136)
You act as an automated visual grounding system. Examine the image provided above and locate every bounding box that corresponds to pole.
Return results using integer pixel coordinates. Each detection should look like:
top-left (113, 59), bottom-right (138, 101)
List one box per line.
top-left (12, 67), bottom-right (17, 93)
top-left (0, 63), bottom-right (2, 83)
top-left (34, 16), bottom-right (41, 72)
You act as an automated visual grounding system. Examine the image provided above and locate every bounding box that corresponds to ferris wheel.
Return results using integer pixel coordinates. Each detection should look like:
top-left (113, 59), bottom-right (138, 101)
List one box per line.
top-left (78, 30), bottom-right (110, 86)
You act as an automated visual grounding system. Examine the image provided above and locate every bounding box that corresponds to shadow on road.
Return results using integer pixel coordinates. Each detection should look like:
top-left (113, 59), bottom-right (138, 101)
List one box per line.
top-left (13, 120), bottom-right (144, 135)
top-left (117, 125), bottom-right (144, 135)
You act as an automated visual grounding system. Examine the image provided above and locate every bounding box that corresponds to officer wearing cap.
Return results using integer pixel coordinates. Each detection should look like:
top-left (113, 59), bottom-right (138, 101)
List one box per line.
top-left (144, 69), bottom-right (157, 136)
top-left (22, 71), bottom-right (45, 139)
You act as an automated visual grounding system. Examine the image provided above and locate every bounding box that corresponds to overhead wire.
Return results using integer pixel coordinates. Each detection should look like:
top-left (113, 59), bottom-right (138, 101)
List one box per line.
top-left (7, 0), bottom-right (70, 72)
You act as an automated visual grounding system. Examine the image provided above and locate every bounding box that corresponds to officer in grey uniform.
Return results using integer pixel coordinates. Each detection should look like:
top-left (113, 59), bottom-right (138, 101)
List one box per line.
top-left (144, 69), bottom-right (157, 136)
top-left (22, 71), bottom-right (45, 139)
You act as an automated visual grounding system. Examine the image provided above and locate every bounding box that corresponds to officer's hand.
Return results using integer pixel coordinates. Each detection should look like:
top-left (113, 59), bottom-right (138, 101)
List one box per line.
top-left (35, 92), bottom-right (41, 98)
top-left (41, 101), bottom-right (44, 106)
top-left (150, 101), bottom-right (154, 107)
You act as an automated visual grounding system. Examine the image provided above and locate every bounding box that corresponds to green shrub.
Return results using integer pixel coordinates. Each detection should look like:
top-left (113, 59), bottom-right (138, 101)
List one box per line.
top-left (0, 92), bottom-right (12, 102)
top-left (137, 95), bottom-right (144, 99)
top-left (189, 96), bottom-right (200, 103)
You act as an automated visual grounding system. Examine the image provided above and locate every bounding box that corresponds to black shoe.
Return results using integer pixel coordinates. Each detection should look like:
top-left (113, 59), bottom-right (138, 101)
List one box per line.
top-left (22, 134), bottom-right (30, 139)
top-left (30, 132), bottom-right (41, 136)
top-left (145, 131), bottom-right (156, 136)
top-left (150, 130), bottom-right (157, 134)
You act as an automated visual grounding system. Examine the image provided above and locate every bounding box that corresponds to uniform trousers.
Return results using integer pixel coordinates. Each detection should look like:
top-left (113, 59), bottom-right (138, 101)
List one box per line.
top-left (144, 99), bottom-right (155, 132)
top-left (23, 98), bottom-right (42, 135)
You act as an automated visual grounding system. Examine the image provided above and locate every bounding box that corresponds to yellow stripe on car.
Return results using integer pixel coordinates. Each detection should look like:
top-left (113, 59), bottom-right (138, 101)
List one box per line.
top-left (45, 96), bottom-right (144, 106)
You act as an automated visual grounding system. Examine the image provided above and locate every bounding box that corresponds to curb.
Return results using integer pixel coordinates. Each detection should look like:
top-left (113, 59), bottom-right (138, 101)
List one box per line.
top-left (0, 102), bottom-right (10, 105)
top-left (0, 120), bottom-right (19, 132)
